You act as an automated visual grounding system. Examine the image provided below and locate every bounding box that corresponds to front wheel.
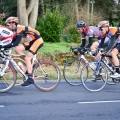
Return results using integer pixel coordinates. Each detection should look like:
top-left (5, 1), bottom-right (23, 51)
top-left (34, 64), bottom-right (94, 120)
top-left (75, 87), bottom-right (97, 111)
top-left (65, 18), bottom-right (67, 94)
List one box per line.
top-left (3, 57), bottom-right (27, 86)
top-left (33, 60), bottom-right (61, 92)
top-left (63, 58), bottom-right (85, 86)
top-left (0, 62), bottom-right (17, 93)
top-left (80, 61), bottom-right (108, 92)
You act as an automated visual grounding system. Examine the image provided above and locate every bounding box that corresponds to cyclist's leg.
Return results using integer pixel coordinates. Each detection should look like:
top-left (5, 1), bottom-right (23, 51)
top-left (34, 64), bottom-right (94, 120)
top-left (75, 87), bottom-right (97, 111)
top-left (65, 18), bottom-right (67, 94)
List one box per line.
top-left (110, 44), bottom-right (120, 78)
top-left (90, 41), bottom-right (99, 52)
top-left (21, 38), bottom-right (44, 86)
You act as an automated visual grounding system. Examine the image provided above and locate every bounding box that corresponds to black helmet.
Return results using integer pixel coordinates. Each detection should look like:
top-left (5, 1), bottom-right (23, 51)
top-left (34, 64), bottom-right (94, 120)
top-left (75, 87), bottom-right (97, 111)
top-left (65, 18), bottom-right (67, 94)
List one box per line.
top-left (76, 20), bottom-right (86, 28)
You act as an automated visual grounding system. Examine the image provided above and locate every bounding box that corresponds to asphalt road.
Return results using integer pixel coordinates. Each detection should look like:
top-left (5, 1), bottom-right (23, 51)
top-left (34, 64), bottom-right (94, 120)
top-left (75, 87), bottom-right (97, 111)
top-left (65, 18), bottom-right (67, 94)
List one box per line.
top-left (1, 81), bottom-right (120, 120)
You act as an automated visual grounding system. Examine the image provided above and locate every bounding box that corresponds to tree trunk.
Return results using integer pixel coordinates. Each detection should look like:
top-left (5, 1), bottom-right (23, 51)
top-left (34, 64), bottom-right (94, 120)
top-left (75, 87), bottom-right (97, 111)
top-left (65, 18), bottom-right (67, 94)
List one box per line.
top-left (17, 0), bottom-right (39, 28)
top-left (29, 0), bottom-right (39, 28)
top-left (74, 0), bottom-right (79, 21)
top-left (41, 0), bottom-right (45, 16)
top-left (17, 0), bottom-right (28, 25)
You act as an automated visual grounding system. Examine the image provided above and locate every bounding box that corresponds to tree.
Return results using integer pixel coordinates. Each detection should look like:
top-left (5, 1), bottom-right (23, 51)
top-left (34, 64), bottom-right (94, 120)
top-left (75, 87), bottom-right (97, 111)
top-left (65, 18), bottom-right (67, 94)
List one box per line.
top-left (17, 0), bottom-right (39, 28)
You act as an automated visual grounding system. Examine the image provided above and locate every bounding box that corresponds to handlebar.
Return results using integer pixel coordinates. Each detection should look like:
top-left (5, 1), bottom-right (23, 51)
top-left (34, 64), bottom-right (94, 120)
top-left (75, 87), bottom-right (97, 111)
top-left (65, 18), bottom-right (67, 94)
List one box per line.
top-left (70, 46), bottom-right (77, 52)
top-left (0, 48), bottom-right (9, 58)
top-left (70, 46), bottom-right (91, 55)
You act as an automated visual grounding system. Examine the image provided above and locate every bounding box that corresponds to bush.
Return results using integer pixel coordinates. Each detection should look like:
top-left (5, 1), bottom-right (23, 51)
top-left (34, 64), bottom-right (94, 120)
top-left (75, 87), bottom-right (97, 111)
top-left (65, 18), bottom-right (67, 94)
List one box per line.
top-left (36, 9), bottom-right (64, 43)
top-left (64, 27), bottom-right (81, 43)
top-left (0, 18), bottom-right (5, 25)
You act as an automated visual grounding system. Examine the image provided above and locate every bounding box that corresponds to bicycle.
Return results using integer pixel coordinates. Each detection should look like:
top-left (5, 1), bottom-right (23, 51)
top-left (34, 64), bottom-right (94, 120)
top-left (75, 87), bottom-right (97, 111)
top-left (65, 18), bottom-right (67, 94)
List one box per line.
top-left (0, 48), bottom-right (61, 93)
top-left (63, 46), bottom-right (94, 86)
top-left (80, 51), bottom-right (118, 92)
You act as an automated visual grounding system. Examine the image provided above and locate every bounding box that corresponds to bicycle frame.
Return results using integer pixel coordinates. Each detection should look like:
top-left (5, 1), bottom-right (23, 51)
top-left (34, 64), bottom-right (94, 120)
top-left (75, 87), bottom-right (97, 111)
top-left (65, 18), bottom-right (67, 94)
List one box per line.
top-left (94, 55), bottom-right (114, 75)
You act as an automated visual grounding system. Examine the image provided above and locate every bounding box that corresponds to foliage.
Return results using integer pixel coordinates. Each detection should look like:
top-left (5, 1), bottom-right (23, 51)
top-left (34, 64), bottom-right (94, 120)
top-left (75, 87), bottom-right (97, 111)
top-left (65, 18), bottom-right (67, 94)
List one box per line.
top-left (0, 18), bottom-right (5, 25)
top-left (64, 27), bottom-right (81, 43)
top-left (36, 9), bottom-right (65, 43)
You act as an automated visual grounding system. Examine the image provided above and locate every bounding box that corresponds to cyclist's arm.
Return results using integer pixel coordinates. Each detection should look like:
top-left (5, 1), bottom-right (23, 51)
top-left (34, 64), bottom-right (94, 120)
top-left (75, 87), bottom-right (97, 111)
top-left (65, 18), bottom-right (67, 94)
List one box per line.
top-left (1, 32), bottom-right (23, 48)
top-left (80, 39), bottom-right (86, 47)
top-left (85, 37), bottom-right (93, 48)
top-left (98, 38), bottom-right (105, 48)
top-left (104, 35), bottom-right (116, 52)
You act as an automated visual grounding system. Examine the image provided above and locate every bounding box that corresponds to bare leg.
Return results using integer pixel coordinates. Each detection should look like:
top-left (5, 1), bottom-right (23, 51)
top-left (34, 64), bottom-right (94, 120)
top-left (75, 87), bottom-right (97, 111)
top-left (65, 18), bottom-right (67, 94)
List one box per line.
top-left (110, 48), bottom-right (119, 66)
top-left (90, 41), bottom-right (99, 51)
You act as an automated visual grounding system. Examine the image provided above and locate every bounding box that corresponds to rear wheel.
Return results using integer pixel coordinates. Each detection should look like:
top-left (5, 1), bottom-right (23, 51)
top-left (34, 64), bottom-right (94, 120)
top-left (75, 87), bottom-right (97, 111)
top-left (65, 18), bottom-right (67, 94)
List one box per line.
top-left (33, 60), bottom-right (61, 92)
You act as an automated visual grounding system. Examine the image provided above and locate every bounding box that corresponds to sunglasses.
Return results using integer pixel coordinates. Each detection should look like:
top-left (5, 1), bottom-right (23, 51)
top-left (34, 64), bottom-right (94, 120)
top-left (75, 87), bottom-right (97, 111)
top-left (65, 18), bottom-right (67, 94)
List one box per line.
top-left (99, 27), bottom-right (104, 31)
top-left (8, 22), bottom-right (15, 24)
top-left (99, 26), bottom-right (108, 31)
top-left (77, 28), bottom-right (82, 30)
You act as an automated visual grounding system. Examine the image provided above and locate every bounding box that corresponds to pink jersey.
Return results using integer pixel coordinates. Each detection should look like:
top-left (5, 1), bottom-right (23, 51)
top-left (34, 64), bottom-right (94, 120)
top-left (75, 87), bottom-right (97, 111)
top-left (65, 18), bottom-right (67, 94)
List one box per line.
top-left (0, 25), bottom-right (13, 45)
top-left (82, 26), bottom-right (104, 40)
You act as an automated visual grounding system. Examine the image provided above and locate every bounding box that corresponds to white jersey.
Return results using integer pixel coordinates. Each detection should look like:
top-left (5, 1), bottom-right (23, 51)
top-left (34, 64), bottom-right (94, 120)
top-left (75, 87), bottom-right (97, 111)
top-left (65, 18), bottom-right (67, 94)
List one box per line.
top-left (0, 25), bottom-right (13, 45)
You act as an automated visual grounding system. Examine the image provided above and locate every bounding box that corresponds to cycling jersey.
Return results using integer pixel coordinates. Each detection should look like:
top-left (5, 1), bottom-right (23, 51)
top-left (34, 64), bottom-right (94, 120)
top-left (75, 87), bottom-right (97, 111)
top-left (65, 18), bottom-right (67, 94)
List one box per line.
top-left (82, 26), bottom-right (104, 39)
top-left (98, 27), bottom-right (120, 52)
top-left (14, 25), bottom-right (40, 40)
top-left (0, 25), bottom-right (13, 45)
top-left (2, 24), bottom-right (44, 54)
top-left (80, 26), bottom-right (105, 48)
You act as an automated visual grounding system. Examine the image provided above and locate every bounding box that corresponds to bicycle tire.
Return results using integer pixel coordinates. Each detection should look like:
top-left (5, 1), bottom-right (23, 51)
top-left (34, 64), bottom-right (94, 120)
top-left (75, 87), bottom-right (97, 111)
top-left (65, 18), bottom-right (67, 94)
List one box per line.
top-left (80, 61), bottom-right (108, 92)
top-left (63, 58), bottom-right (85, 86)
top-left (33, 60), bottom-right (61, 92)
top-left (3, 57), bottom-right (26, 86)
top-left (0, 60), bottom-right (17, 93)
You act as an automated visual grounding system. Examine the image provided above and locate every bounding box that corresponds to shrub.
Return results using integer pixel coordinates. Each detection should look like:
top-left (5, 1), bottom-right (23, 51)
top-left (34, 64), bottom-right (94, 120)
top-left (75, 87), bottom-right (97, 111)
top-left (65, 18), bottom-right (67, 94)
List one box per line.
top-left (36, 9), bottom-right (64, 43)
top-left (65, 27), bottom-right (81, 43)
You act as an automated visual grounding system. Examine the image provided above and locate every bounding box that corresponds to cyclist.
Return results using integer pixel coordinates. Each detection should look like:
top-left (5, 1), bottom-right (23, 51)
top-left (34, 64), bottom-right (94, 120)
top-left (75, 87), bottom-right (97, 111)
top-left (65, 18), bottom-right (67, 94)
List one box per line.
top-left (76, 20), bottom-right (110, 54)
top-left (0, 16), bottom-right (44, 86)
top-left (97, 20), bottom-right (120, 78)
top-left (0, 25), bottom-right (13, 46)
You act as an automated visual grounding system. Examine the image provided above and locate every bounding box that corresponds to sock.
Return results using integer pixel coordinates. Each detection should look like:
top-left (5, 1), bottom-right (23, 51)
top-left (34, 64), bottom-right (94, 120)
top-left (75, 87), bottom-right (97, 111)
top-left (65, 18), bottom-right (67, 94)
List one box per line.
top-left (115, 66), bottom-right (120, 73)
top-left (28, 73), bottom-right (32, 78)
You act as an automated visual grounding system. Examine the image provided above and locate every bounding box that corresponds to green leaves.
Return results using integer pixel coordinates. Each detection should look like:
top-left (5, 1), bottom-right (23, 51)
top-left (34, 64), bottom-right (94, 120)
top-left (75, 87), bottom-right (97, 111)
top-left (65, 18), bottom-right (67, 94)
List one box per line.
top-left (36, 9), bottom-right (65, 43)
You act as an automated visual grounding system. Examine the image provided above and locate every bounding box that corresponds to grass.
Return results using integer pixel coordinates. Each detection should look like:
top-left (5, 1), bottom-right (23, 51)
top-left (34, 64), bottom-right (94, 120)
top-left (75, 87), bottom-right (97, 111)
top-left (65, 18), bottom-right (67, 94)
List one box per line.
top-left (38, 41), bottom-right (78, 54)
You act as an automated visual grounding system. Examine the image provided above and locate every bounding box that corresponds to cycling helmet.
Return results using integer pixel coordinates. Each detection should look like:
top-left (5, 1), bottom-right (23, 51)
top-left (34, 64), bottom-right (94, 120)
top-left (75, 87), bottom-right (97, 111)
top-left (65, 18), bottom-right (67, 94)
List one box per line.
top-left (5, 16), bottom-right (19, 24)
top-left (98, 20), bottom-right (109, 28)
top-left (76, 20), bottom-right (86, 28)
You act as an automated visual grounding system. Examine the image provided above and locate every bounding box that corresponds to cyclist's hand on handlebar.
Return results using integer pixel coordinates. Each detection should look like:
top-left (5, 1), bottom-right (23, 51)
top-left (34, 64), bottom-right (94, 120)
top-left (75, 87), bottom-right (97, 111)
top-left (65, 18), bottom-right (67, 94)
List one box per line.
top-left (72, 51), bottom-right (78, 55)
top-left (80, 48), bottom-right (87, 54)
top-left (77, 46), bottom-right (83, 51)
top-left (100, 49), bottom-right (107, 56)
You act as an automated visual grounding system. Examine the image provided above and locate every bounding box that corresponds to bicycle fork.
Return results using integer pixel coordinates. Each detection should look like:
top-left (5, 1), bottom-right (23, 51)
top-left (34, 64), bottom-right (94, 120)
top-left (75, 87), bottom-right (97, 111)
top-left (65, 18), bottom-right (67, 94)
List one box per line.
top-left (0, 60), bottom-right (10, 77)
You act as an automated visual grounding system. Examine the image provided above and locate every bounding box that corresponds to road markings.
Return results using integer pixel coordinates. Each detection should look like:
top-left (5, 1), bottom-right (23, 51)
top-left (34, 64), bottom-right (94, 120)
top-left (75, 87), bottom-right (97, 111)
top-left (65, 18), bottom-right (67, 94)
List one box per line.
top-left (0, 105), bottom-right (4, 107)
top-left (78, 100), bottom-right (120, 104)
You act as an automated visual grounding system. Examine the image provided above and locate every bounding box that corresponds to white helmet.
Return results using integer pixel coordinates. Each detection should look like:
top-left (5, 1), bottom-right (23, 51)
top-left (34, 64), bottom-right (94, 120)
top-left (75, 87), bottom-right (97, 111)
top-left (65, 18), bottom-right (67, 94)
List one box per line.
top-left (98, 20), bottom-right (109, 28)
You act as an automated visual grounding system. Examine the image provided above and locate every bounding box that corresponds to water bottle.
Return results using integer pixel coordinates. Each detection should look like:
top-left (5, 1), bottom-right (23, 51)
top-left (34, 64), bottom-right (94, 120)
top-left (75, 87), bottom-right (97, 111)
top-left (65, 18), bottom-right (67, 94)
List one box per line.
top-left (18, 62), bottom-right (25, 70)
top-left (89, 62), bottom-right (96, 70)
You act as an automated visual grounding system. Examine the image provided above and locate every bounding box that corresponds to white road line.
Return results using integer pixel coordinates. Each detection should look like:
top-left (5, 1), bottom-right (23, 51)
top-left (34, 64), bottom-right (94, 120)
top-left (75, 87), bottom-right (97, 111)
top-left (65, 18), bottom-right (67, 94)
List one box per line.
top-left (78, 100), bottom-right (120, 104)
top-left (0, 105), bottom-right (4, 107)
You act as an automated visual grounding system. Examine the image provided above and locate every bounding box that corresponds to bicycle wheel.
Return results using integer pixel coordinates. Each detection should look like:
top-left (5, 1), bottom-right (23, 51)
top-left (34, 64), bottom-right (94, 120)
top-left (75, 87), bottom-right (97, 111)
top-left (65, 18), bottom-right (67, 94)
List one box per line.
top-left (80, 61), bottom-right (108, 92)
top-left (0, 61), bottom-right (17, 93)
top-left (33, 60), bottom-right (61, 92)
top-left (3, 57), bottom-right (27, 86)
top-left (63, 58), bottom-right (85, 86)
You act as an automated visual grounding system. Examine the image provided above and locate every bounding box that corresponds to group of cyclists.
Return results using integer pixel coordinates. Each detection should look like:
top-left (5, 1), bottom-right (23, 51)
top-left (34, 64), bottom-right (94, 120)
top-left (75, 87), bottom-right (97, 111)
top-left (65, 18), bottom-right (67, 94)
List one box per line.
top-left (0, 16), bottom-right (120, 86)
top-left (76, 20), bottom-right (120, 78)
